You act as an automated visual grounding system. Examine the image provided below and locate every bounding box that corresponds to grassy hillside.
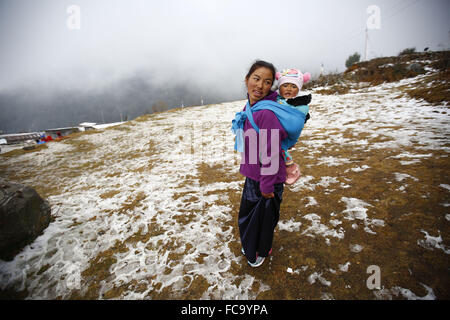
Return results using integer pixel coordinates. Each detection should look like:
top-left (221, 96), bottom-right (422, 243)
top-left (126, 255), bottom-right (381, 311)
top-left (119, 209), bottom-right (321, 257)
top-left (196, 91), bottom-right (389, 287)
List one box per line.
top-left (305, 50), bottom-right (449, 105)
top-left (0, 53), bottom-right (449, 300)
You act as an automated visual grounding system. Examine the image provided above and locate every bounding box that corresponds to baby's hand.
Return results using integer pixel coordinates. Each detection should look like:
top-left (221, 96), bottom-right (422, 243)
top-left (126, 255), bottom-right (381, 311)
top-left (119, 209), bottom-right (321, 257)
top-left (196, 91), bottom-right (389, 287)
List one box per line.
top-left (287, 94), bottom-right (311, 106)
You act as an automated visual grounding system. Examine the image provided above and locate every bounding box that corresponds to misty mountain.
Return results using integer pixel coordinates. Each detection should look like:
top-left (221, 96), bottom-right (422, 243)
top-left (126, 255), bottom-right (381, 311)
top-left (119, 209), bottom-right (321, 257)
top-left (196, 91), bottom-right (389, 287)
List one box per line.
top-left (0, 71), bottom-right (242, 133)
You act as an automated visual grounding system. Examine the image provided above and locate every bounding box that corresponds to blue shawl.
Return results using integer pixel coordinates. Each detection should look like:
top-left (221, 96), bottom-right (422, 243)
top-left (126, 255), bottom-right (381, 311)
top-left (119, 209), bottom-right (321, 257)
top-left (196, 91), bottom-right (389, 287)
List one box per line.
top-left (231, 100), bottom-right (306, 152)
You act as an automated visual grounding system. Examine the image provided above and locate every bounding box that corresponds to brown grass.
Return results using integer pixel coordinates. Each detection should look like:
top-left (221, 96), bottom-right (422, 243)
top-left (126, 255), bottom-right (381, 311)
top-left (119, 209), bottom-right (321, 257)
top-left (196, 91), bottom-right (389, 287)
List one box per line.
top-left (315, 84), bottom-right (351, 95)
top-left (68, 239), bottom-right (129, 299)
top-left (117, 191), bottom-right (147, 215)
top-left (99, 190), bottom-right (121, 199)
top-left (0, 143), bottom-right (48, 158)
top-left (196, 162), bottom-right (241, 185)
top-left (306, 51), bottom-right (450, 104)
top-left (404, 70), bottom-right (450, 105)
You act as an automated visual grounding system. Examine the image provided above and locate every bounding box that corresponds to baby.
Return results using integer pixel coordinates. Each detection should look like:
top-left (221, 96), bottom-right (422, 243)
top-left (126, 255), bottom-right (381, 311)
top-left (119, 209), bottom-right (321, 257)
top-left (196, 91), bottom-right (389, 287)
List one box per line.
top-left (275, 68), bottom-right (312, 185)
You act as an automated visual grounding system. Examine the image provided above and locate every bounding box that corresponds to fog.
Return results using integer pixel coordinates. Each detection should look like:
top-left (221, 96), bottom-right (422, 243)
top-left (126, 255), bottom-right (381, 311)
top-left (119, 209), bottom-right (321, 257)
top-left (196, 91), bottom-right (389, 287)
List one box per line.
top-left (0, 0), bottom-right (449, 133)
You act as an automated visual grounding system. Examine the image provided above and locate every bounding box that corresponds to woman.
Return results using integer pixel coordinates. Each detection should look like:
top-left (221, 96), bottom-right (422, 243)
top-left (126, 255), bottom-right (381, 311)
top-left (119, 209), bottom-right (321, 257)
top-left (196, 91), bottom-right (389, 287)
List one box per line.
top-left (237, 60), bottom-right (287, 267)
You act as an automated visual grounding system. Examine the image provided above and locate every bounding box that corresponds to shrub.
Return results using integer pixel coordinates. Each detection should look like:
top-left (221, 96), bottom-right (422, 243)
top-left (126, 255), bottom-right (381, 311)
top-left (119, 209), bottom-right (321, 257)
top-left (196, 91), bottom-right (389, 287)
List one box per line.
top-left (398, 47), bottom-right (416, 56)
top-left (345, 52), bottom-right (361, 69)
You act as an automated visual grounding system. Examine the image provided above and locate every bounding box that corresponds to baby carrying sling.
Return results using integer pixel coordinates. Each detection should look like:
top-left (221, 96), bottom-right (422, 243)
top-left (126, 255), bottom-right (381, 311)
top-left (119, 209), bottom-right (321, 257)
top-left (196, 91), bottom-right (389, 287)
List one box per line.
top-left (231, 100), bottom-right (306, 153)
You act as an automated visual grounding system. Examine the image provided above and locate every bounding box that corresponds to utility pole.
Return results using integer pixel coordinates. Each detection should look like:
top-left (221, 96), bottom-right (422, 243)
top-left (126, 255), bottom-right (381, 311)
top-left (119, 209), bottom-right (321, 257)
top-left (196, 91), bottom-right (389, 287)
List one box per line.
top-left (364, 27), bottom-right (369, 61)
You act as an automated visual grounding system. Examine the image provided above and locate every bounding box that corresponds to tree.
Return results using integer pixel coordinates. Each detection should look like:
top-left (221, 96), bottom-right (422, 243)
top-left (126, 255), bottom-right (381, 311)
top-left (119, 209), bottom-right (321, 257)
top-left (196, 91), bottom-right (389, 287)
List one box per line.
top-left (345, 52), bottom-right (361, 69)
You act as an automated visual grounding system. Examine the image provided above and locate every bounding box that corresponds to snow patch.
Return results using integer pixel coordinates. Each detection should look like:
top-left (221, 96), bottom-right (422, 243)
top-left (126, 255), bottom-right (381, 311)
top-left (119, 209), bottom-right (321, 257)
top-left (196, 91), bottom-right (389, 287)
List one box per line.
top-left (394, 172), bottom-right (419, 182)
top-left (338, 262), bottom-right (351, 272)
top-left (374, 284), bottom-right (436, 300)
top-left (305, 196), bottom-right (318, 207)
top-left (307, 272), bottom-right (331, 286)
top-left (350, 165), bottom-right (370, 172)
top-left (302, 214), bottom-right (345, 243)
top-left (341, 197), bottom-right (384, 234)
top-left (316, 156), bottom-right (352, 167)
top-left (417, 230), bottom-right (450, 254)
top-left (350, 244), bottom-right (364, 253)
top-left (278, 219), bottom-right (302, 232)
top-left (286, 267), bottom-right (300, 275)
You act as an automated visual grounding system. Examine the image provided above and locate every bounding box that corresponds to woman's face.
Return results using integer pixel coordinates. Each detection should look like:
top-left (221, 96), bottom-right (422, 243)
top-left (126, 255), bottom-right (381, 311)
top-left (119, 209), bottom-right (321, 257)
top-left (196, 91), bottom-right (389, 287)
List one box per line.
top-left (245, 67), bottom-right (273, 105)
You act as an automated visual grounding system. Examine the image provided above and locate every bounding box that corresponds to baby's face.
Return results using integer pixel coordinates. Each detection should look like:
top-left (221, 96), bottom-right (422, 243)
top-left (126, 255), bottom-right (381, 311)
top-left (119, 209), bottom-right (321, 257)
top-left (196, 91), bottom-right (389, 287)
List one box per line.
top-left (279, 83), bottom-right (299, 99)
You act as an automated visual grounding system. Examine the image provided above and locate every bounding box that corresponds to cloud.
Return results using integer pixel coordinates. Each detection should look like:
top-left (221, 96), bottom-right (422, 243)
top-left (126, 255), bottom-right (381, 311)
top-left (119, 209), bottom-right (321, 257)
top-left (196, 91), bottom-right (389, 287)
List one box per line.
top-left (0, 0), bottom-right (449, 132)
top-left (1, 0), bottom-right (449, 91)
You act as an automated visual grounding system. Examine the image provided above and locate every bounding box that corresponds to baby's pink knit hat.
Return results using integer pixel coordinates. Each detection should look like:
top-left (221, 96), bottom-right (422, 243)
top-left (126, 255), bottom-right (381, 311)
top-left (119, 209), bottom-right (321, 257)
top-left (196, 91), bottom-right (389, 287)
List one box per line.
top-left (276, 68), bottom-right (311, 90)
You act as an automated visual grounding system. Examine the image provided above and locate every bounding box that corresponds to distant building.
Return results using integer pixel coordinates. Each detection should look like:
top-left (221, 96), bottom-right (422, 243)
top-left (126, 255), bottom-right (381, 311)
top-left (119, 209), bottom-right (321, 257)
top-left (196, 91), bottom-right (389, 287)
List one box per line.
top-left (45, 122), bottom-right (103, 137)
top-left (0, 132), bottom-right (42, 145)
top-left (44, 127), bottom-right (79, 139)
top-left (78, 122), bottom-right (97, 131)
top-left (0, 121), bottom-right (126, 146)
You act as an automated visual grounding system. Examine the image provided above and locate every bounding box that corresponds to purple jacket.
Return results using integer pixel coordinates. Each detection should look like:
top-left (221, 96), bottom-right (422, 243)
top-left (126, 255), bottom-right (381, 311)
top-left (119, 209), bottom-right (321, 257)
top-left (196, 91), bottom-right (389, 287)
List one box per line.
top-left (239, 91), bottom-right (287, 193)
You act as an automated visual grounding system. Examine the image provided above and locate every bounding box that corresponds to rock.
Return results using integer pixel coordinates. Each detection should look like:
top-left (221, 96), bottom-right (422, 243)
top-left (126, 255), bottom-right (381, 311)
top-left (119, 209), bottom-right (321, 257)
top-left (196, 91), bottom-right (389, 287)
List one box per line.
top-left (0, 179), bottom-right (51, 261)
top-left (407, 63), bottom-right (424, 73)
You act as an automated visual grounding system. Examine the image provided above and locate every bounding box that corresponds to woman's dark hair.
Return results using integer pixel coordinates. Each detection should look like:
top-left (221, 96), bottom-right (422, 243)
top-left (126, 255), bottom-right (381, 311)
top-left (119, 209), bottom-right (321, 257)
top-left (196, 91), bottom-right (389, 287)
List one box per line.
top-left (245, 60), bottom-right (276, 84)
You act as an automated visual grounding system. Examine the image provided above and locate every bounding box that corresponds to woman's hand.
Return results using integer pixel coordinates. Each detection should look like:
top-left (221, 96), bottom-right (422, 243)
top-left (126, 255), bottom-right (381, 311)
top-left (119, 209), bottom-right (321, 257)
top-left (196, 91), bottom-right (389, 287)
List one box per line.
top-left (261, 192), bottom-right (274, 199)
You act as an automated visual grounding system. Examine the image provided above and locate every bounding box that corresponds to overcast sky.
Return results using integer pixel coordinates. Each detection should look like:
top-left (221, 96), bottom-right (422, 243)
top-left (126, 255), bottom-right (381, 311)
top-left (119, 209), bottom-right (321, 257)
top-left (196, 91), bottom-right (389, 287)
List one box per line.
top-left (0, 0), bottom-right (449, 96)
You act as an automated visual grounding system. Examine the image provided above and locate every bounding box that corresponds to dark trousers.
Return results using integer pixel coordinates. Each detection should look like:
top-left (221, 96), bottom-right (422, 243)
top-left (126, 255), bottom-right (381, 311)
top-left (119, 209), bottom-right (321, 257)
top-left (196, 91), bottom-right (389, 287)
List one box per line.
top-left (238, 177), bottom-right (284, 263)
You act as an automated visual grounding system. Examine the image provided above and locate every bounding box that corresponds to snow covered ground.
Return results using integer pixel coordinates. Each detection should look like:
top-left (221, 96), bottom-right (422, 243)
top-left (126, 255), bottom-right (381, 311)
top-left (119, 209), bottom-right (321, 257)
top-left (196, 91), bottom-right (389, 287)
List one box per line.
top-left (0, 71), bottom-right (449, 299)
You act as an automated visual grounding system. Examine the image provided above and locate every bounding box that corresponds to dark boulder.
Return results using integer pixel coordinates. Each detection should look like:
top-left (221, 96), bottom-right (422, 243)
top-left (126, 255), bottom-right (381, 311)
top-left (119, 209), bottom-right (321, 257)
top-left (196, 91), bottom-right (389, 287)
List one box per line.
top-left (406, 63), bottom-right (425, 74)
top-left (0, 179), bottom-right (51, 261)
